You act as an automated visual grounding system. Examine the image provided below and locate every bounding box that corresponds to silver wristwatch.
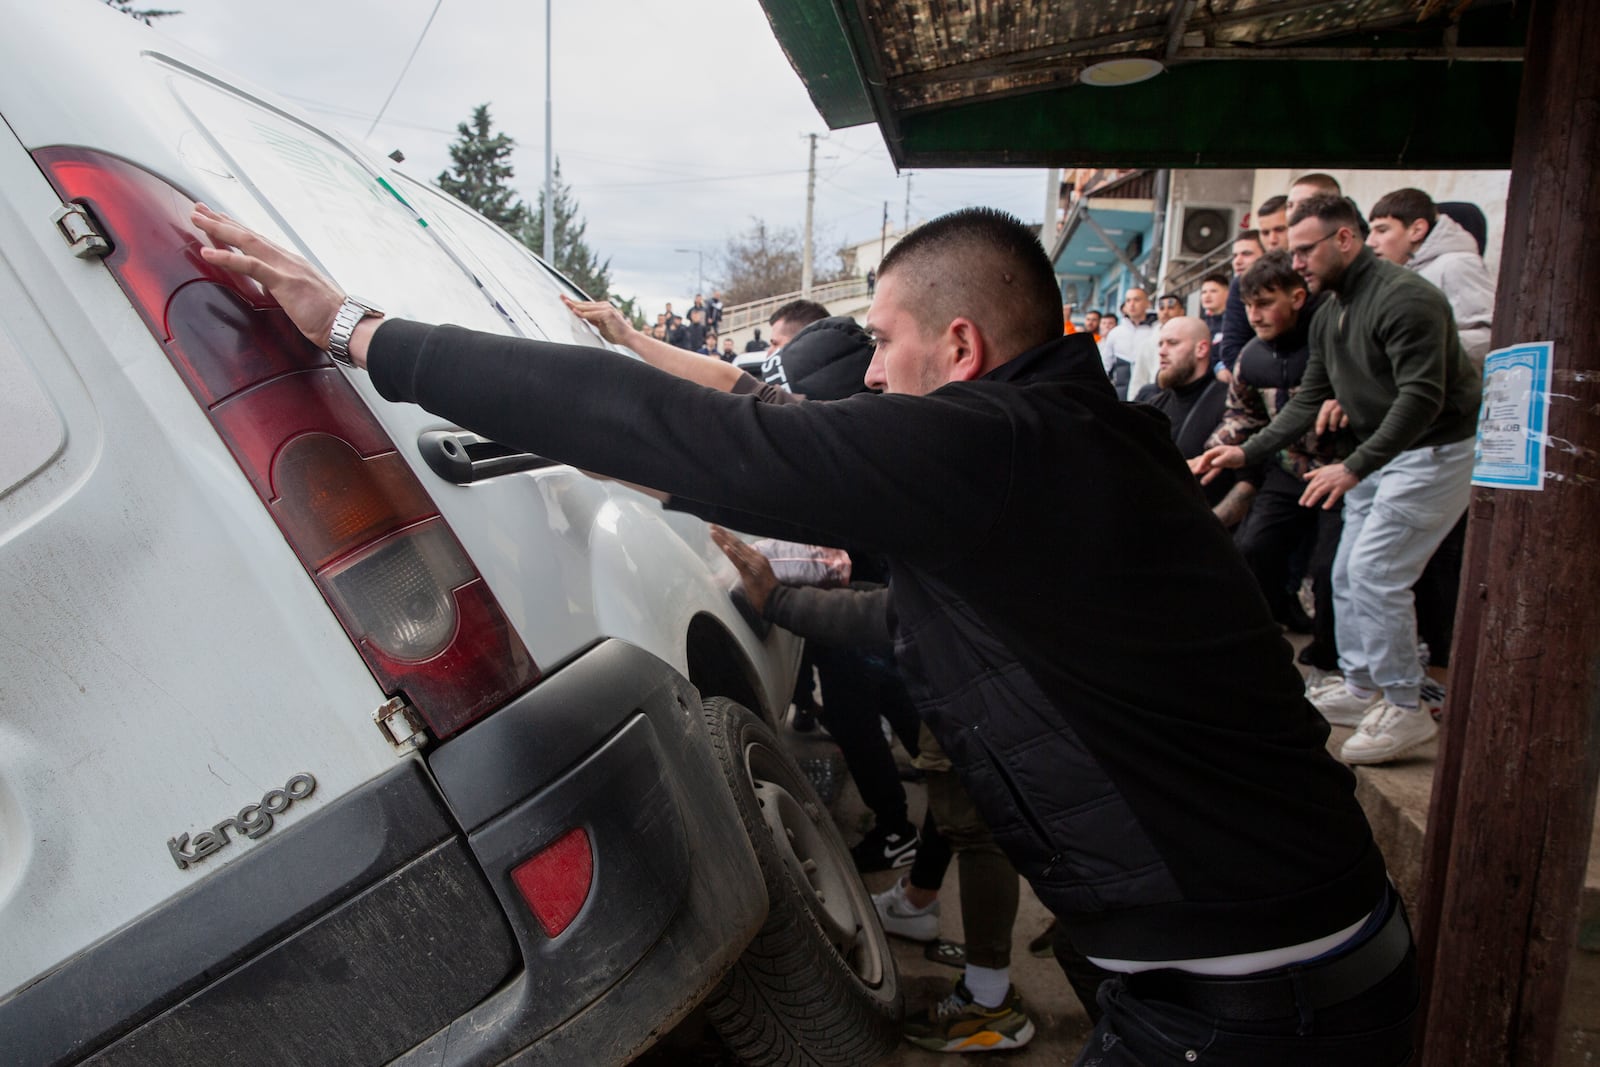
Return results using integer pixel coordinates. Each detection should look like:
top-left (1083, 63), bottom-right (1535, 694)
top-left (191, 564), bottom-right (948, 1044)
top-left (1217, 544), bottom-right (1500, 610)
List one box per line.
top-left (326, 296), bottom-right (384, 367)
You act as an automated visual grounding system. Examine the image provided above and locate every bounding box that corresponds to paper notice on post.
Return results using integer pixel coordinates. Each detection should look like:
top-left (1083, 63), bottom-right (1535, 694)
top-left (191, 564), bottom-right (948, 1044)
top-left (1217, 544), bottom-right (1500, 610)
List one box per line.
top-left (1472, 342), bottom-right (1552, 491)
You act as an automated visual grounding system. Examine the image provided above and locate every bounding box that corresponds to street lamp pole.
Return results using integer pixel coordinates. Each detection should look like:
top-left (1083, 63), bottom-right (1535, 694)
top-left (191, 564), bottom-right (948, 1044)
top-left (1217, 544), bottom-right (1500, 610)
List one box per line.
top-left (674, 248), bottom-right (705, 296)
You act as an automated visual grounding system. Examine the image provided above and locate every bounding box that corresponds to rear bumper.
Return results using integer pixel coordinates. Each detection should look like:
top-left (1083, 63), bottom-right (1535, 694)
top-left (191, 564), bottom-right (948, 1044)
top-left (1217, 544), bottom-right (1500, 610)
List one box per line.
top-left (2, 641), bottom-right (765, 1067)
top-left (407, 639), bottom-right (769, 1065)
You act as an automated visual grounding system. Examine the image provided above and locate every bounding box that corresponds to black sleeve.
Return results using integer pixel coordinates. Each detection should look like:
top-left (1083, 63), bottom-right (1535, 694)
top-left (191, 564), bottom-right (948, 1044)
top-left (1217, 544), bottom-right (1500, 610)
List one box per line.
top-left (367, 320), bottom-right (1012, 563)
top-left (1217, 280), bottom-right (1252, 371)
top-left (763, 585), bottom-right (894, 650)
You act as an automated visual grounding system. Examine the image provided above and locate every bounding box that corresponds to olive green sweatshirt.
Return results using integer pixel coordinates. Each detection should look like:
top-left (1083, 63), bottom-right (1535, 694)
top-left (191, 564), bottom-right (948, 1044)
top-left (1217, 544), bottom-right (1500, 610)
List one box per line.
top-left (1240, 247), bottom-right (1482, 479)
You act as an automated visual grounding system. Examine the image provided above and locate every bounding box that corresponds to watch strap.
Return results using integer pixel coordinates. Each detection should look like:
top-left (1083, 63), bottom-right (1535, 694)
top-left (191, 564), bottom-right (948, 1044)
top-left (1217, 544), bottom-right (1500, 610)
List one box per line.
top-left (327, 296), bottom-right (383, 366)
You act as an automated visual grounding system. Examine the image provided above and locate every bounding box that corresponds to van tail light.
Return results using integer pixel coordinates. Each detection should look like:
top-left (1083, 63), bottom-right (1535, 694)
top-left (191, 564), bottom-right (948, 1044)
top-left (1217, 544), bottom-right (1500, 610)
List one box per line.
top-left (36, 147), bottom-right (539, 738)
top-left (510, 828), bottom-right (594, 938)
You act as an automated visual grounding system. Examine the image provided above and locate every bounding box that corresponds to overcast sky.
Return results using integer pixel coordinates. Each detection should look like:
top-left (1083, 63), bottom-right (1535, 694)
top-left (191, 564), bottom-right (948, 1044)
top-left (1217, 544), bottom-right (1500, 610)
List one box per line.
top-left (146, 0), bottom-right (1052, 313)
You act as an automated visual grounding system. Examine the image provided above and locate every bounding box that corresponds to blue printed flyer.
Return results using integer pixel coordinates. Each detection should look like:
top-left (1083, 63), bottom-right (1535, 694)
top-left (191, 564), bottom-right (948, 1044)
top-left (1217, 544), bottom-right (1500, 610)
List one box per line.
top-left (1472, 341), bottom-right (1552, 491)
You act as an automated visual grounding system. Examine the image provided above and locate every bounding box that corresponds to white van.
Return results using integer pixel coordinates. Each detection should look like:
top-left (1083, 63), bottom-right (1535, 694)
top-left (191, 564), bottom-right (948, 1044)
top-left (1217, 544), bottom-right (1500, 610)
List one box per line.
top-left (0, 3), bottom-right (899, 1064)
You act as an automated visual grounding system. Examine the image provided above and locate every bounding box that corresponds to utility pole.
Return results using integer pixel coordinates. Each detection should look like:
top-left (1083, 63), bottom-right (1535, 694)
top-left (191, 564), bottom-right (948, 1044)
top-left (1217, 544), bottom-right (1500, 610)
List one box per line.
top-left (879, 200), bottom-right (888, 265)
top-left (1042, 167), bottom-right (1060, 246)
top-left (542, 0), bottom-right (554, 262)
top-left (801, 133), bottom-right (817, 298)
top-left (903, 172), bottom-right (913, 233)
top-left (1417, 0), bottom-right (1600, 1060)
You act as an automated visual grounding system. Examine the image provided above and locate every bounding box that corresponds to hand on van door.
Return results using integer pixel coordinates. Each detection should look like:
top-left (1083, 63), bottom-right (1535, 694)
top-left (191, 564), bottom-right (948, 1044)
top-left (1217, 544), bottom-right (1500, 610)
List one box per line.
top-left (191, 204), bottom-right (377, 367)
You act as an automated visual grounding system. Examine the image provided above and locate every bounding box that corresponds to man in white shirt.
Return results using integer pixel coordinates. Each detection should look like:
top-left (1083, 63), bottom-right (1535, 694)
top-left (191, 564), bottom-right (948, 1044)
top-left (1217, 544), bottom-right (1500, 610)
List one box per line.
top-left (1099, 288), bottom-right (1159, 400)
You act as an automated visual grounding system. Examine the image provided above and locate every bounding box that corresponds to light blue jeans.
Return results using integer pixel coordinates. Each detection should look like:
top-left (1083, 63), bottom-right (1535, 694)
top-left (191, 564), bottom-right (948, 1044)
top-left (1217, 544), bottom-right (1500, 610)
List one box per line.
top-left (1333, 438), bottom-right (1475, 706)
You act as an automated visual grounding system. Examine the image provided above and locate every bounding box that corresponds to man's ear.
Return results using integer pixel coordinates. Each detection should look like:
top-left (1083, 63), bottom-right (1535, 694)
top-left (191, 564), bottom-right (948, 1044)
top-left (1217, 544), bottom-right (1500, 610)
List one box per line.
top-left (945, 318), bottom-right (989, 382)
top-left (1408, 218), bottom-right (1431, 247)
top-left (1291, 286), bottom-right (1308, 310)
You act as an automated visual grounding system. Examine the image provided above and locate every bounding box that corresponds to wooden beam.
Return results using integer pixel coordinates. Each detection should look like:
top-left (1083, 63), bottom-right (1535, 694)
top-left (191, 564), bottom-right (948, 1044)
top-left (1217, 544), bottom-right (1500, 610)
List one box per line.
top-left (1164, 0), bottom-right (1199, 60)
top-left (885, 25), bottom-right (1165, 92)
top-left (1175, 44), bottom-right (1523, 60)
top-left (1417, 0), bottom-right (1600, 1062)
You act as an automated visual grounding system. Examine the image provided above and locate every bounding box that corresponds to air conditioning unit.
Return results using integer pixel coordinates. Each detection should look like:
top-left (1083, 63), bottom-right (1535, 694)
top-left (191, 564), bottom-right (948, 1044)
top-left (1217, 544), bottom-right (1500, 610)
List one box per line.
top-left (1179, 205), bottom-right (1234, 256)
top-left (1161, 203), bottom-right (1244, 295)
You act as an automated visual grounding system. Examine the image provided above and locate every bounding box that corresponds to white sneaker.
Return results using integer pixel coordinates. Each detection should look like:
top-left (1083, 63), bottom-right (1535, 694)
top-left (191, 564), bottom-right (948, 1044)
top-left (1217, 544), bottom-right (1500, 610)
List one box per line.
top-left (871, 880), bottom-right (940, 942)
top-left (1303, 667), bottom-right (1344, 699)
top-left (1309, 682), bottom-right (1380, 727)
top-left (1340, 701), bottom-right (1438, 765)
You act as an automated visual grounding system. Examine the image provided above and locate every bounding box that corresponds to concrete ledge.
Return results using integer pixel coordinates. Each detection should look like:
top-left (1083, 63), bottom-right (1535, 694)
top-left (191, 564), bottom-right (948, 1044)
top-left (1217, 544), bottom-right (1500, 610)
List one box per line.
top-left (1332, 723), bottom-right (1600, 1065)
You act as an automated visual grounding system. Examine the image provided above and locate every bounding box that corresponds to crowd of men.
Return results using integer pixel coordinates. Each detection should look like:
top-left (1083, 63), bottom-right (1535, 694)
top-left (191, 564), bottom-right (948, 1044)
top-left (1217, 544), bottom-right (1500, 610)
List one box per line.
top-left (192, 172), bottom-right (1491, 1063)
top-left (647, 289), bottom-right (793, 361)
top-left (603, 175), bottom-right (1492, 1057)
top-left (1073, 172), bottom-right (1492, 769)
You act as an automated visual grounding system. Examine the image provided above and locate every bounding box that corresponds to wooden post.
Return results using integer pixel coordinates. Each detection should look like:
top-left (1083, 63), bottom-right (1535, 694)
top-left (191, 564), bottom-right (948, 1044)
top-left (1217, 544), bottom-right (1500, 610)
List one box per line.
top-left (1417, 0), bottom-right (1600, 1062)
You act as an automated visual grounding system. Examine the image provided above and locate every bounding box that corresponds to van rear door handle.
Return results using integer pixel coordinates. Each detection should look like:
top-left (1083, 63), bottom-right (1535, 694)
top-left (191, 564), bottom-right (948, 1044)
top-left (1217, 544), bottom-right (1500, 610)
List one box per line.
top-left (417, 430), bottom-right (558, 484)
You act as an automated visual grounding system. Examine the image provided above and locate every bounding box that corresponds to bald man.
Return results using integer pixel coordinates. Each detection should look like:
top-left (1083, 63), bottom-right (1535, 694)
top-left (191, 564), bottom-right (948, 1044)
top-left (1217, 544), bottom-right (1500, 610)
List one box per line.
top-left (1135, 317), bottom-right (1235, 505)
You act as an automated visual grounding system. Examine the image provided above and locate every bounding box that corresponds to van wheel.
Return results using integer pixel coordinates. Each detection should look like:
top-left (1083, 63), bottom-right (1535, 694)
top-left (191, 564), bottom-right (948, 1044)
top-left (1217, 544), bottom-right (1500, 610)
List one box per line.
top-left (700, 697), bottom-right (901, 1066)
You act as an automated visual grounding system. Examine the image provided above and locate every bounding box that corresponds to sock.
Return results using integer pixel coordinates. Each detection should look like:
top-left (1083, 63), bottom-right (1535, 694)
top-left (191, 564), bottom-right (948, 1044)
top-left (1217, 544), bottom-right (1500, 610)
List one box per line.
top-left (894, 878), bottom-right (936, 914)
top-left (963, 964), bottom-right (1010, 1009)
top-left (1345, 682), bottom-right (1377, 700)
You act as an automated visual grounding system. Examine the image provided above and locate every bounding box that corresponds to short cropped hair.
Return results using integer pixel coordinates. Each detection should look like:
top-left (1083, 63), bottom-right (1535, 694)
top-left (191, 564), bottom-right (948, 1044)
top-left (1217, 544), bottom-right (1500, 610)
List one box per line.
top-left (1202, 272), bottom-right (1230, 289)
top-left (1234, 229), bottom-right (1263, 248)
top-left (877, 207), bottom-right (1063, 357)
top-left (1257, 194), bottom-right (1288, 217)
top-left (1158, 293), bottom-right (1182, 306)
top-left (769, 299), bottom-right (829, 329)
top-left (1239, 252), bottom-right (1307, 301)
top-left (1291, 172), bottom-right (1342, 196)
top-left (1370, 187), bottom-right (1438, 229)
top-left (1290, 192), bottom-right (1363, 232)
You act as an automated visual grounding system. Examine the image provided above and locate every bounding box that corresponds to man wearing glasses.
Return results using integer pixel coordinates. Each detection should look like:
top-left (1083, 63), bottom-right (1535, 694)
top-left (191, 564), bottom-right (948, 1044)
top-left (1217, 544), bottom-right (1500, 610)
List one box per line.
top-left (1195, 193), bottom-right (1481, 765)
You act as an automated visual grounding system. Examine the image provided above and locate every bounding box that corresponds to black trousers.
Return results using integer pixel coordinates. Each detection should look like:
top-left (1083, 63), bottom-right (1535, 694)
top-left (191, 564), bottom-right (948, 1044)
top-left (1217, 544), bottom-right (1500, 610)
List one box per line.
top-left (809, 645), bottom-right (920, 831)
top-left (1414, 514), bottom-right (1467, 668)
top-left (1072, 899), bottom-right (1418, 1066)
top-left (1235, 466), bottom-right (1343, 671)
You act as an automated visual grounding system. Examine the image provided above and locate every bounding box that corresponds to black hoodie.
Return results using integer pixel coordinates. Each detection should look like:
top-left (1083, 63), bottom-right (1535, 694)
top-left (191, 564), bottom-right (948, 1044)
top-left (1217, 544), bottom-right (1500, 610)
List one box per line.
top-left (366, 322), bottom-right (1385, 961)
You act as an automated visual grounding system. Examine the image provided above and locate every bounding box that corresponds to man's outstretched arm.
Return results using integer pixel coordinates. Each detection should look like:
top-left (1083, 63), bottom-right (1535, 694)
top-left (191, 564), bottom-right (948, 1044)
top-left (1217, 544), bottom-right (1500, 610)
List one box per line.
top-left (194, 202), bottom-right (746, 397)
top-left (189, 204), bottom-right (1012, 563)
top-left (560, 294), bottom-right (745, 392)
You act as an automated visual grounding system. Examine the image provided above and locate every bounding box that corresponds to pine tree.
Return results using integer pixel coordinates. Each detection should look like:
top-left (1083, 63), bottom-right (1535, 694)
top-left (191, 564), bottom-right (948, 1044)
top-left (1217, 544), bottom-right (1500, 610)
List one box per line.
top-left (524, 159), bottom-right (612, 299)
top-left (437, 104), bottom-right (531, 235)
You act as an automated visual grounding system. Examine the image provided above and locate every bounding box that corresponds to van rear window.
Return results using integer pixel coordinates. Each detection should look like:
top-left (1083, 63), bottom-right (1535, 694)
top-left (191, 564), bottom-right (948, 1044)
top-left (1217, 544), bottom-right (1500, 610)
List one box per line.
top-left (165, 68), bottom-right (508, 337)
top-left (394, 176), bottom-right (608, 351)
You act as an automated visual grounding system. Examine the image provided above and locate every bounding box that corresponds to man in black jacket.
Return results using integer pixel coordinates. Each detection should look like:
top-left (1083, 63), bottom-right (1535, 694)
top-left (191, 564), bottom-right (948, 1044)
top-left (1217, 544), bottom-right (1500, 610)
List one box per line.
top-left (1214, 226), bottom-right (1266, 376)
top-left (1132, 317), bottom-right (1232, 506)
top-left (193, 202), bottom-right (1417, 1067)
top-left (1201, 253), bottom-right (1350, 660)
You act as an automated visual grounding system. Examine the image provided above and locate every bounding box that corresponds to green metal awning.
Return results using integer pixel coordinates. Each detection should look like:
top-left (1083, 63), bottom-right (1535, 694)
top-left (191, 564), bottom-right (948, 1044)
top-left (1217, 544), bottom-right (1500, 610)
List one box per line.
top-left (754, 0), bottom-right (1527, 168)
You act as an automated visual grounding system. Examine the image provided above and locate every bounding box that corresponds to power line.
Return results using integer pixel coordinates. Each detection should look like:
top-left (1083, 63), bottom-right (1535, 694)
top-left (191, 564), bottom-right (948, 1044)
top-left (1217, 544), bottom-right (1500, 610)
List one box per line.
top-left (583, 167), bottom-right (806, 190)
top-left (367, 0), bottom-right (447, 138)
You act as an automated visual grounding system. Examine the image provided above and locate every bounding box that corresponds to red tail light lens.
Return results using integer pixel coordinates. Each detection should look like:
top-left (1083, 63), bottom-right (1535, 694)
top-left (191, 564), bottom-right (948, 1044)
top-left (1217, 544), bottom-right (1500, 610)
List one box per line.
top-left (37, 147), bottom-right (539, 737)
top-left (510, 828), bottom-right (594, 938)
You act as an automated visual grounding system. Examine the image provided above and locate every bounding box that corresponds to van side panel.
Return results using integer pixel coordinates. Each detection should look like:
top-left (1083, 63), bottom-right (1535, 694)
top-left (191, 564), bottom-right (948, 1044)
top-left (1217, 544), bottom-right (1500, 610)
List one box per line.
top-left (0, 107), bottom-right (397, 1000)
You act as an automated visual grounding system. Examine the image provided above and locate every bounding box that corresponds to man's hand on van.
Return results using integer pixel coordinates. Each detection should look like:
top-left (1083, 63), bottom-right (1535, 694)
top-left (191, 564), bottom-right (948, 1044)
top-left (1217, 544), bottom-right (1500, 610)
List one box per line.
top-left (709, 525), bottom-right (778, 616)
top-left (191, 205), bottom-right (377, 367)
top-left (560, 294), bottom-right (635, 346)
